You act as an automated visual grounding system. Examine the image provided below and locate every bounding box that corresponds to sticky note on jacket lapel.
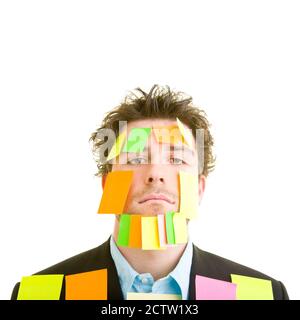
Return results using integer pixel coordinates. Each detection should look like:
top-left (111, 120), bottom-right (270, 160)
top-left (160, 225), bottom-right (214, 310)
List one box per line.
top-left (141, 216), bottom-right (162, 250)
top-left (231, 274), bottom-right (274, 300)
top-left (97, 170), bottom-right (133, 214)
top-left (107, 131), bottom-right (127, 162)
top-left (65, 269), bottom-right (107, 300)
top-left (179, 171), bottom-right (199, 219)
top-left (17, 275), bottom-right (64, 300)
top-left (127, 292), bottom-right (182, 300)
top-left (195, 275), bottom-right (237, 300)
top-left (122, 128), bottom-right (151, 153)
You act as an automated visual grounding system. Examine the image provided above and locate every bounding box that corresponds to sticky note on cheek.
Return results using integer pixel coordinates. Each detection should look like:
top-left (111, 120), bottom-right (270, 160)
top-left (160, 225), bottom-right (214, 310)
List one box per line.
top-left (122, 128), bottom-right (151, 153)
top-left (17, 275), bottom-right (64, 300)
top-left (231, 274), bottom-right (274, 300)
top-left (65, 269), bottom-right (107, 300)
top-left (97, 170), bottom-right (133, 214)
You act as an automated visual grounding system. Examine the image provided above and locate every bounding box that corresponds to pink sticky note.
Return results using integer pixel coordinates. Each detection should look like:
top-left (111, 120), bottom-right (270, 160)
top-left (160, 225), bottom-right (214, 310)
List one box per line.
top-left (195, 275), bottom-right (237, 300)
top-left (157, 214), bottom-right (167, 247)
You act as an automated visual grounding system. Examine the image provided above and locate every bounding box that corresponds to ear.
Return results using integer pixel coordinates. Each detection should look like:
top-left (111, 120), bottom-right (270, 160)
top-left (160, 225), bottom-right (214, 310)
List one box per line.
top-left (198, 174), bottom-right (206, 203)
top-left (101, 174), bottom-right (107, 190)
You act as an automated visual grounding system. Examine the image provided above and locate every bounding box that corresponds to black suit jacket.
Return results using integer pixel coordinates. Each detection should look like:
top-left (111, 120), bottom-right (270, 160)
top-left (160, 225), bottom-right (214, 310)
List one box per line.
top-left (11, 237), bottom-right (289, 300)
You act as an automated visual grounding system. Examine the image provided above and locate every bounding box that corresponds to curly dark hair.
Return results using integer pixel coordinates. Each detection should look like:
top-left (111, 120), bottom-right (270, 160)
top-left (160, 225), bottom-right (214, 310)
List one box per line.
top-left (89, 84), bottom-right (216, 177)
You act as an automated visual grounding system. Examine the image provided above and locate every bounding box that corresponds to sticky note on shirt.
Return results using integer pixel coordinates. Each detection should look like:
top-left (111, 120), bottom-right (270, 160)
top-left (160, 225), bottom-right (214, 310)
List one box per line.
top-left (231, 274), bottom-right (274, 300)
top-left (141, 216), bottom-right (161, 250)
top-left (107, 131), bottom-right (127, 162)
top-left (129, 214), bottom-right (142, 248)
top-left (97, 170), bottom-right (133, 214)
top-left (127, 292), bottom-right (182, 300)
top-left (165, 211), bottom-right (175, 244)
top-left (173, 212), bottom-right (188, 244)
top-left (65, 269), bottom-right (107, 300)
top-left (176, 118), bottom-right (194, 148)
top-left (122, 128), bottom-right (151, 153)
top-left (117, 214), bottom-right (131, 246)
top-left (17, 275), bottom-right (64, 300)
top-left (179, 171), bottom-right (199, 219)
top-left (195, 275), bottom-right (237, 300)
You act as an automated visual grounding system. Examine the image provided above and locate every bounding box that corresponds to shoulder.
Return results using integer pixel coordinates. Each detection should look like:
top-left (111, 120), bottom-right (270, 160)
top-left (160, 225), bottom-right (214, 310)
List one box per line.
top-left (191, 244), bottom-right (289, 300)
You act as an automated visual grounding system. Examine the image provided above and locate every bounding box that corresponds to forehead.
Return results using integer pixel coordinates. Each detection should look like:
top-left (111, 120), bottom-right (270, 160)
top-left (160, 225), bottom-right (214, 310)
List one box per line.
top-left (126, 118), bottom-right (179, 130)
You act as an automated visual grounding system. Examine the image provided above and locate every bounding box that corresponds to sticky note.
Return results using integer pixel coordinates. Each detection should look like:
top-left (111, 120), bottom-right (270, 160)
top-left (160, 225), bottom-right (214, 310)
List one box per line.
top-left (97, 170), bottom-right (133, 214)
top-left (195, 275), bottom-right (237, 300)
top-left (231, 274), bottom-right (274, 300)
top-left (65, 269), bottom-right (107, 300)
top-left (173, 212), bottom-right (188, 244)
top-left (17, 275), bottom-right (64, 300)
top-left (157, 214), bottom-right (167, 247)
top-left (107, 131), bottom-right (127, 162)
top-left (117, 214), bottom-right (131, 246)
top-left (122, 128), bottom-right (151, 153)
top-left (165, 211), bottom-right (175, 244)
top-left (141, 216), bottom-right (161, 250)
top-left (153, 125), bottom-right (184, 145)
top-left (129, 214), bottom-right (142, 248)
top-left (179, 171), bottom-right (199, 219)
top-left (127, 292), bottom-right (182, 300)
top-left (176, 118), bottom-right (194, 148)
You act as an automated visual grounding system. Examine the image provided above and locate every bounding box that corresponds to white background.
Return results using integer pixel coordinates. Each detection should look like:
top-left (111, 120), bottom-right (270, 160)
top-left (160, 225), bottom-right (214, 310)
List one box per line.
top-left (0, 0), bottom-right (299, 300)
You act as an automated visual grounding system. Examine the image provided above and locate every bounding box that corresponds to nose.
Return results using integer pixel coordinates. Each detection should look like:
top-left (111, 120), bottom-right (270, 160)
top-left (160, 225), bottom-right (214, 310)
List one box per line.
top-left (144, 166), bottom-right (165, 184)
top-left (147, 176), bottom-right (164, 183)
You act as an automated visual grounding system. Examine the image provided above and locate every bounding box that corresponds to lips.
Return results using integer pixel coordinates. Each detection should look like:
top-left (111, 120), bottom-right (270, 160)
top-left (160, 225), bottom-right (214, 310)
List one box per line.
top-left (138, 193), bottom-right (175, 204)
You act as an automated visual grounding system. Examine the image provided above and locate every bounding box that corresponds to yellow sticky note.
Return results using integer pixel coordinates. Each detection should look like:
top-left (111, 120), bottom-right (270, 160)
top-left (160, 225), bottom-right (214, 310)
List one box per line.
top-left (17, 275), bottom-right (64, 300)
top-left (176, 118), bottom-right (194, 148)
top-left (173, 212), bottom-right (188, 244)
top-left (107, 131), bottom-right (127, 162)
top-left (127, 292), bottom-right (182, 300)
top-left (141, 216), bottom-right (162, 250)
top-left (231, 274), bottom-right (274, 300)
top-left (153, 125), bottom-right (184, 145)
top-left (65, 269), bottom-right (107, 300)
top-left (97, 170), bottom-right (133, 214)
top-left (179, 171), bottom-right (199, 219)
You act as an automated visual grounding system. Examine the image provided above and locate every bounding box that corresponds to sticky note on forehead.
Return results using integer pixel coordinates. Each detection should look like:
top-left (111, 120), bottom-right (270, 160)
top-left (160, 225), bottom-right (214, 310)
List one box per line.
top-left (122, 128), bottom-right (151, 153)
top-left (107, 131), bottom-right (127, 162)
top-left (179, 171), bottom-right (199, 219)
top-left (17, 275), bottom-right (64, 300)
top-left (97, 170), bottom-right (133, 214)
top-left (153, 125), bottom-right (185, 145)
top-left (195, 275), bottom-right (237, 300)
top-left (176, 118), bottom-right (194, 148)
top-left (231, 274), bottom-right (274, 300)
top-left (65, 269), bottom-right (107, 300)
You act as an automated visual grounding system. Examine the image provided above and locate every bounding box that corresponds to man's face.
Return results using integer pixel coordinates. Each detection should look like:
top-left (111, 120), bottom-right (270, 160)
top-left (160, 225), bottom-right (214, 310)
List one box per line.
top-left (102, 118), bottom-right (205, 216)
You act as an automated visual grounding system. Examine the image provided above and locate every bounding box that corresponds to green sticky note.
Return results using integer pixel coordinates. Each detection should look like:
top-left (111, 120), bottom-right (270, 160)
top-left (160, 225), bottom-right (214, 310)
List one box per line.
top-left (17, 275), bottom-right (64, 300)
top-left (231, 274), bottom-right (274, 300)
top-left (165, 211), bottom-right (175, 244)
top-left (122, 128), bottom-right (151, 153)
top-left (117, 214), bottom-right (131, 246)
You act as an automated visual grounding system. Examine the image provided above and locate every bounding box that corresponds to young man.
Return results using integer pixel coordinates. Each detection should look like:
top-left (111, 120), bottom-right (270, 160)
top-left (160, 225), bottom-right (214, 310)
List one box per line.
top-left (11, 85), bottom-right (289, 300)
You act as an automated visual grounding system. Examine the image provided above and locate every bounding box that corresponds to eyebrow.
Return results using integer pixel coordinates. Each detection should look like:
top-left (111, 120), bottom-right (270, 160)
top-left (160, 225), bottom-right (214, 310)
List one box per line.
top-left (137, 145), bottom-right (196, 157)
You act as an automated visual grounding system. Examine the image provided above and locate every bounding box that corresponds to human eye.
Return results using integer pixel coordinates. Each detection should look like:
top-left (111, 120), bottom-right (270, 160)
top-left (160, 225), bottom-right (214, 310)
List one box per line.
top-left (169, 156), bottom-right (185, 165)
top-left (127, 157), bottom-right (148, 165)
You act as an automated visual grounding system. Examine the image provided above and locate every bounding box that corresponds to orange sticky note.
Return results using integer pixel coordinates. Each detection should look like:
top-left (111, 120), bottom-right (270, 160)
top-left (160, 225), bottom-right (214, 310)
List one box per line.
top-left (97, 171), bottom-right (133, 214)
top-left (65, 269), bottom-right (107, 300)
top-left (129, 214), bottom-right (142, 248)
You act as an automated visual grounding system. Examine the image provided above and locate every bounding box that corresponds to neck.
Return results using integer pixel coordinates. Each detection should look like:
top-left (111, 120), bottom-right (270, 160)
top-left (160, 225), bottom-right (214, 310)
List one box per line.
top-left (112, 216), bottom-right (188, 281)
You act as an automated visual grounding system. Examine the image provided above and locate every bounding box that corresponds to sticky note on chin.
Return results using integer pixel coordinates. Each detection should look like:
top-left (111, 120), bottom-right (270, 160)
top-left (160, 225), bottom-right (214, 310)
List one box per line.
top-left (141, 216), bottom-right (164, 250)
top-left (65, 269), bottom-right (107, 300)
top-left (122, 128), bottom-right (151, 153)
top-left (17, 275), bottom-right (64, 300)
top-left (97, 170), bottom-right (133, 214)
top-left (231, 274), bottom-right (274, 300)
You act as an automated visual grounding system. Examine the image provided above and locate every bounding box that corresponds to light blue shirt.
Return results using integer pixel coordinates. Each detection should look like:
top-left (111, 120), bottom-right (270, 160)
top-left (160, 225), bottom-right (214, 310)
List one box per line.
top-left (110, 235), bottom-right (193, 300)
